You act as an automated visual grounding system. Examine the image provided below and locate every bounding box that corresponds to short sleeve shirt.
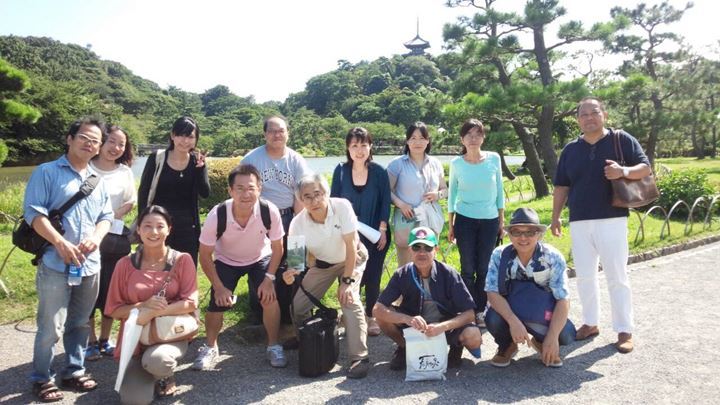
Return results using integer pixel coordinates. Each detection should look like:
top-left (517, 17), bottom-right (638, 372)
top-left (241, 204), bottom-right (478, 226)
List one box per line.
top-left (104, 251), bottom-right (199, 358)
top-left (89, 161), bottom-right (136, 213)
top-left (387, 154), bottom-right (444, 207)
top-left (242, 146), bottom-right (311, 209)
top-left (288, 197), bottom-right (357, 264)
top-left (554, 129), bottom-right (650, 222)
top-left (199, 199), bottom-right (284, 267)
top-left (485, 243), bottom-right (569, 300)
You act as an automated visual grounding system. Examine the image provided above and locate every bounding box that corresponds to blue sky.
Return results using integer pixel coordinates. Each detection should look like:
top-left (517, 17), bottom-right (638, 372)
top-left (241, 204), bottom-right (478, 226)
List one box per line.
top-left (0, 0), bottom-right (716, 102)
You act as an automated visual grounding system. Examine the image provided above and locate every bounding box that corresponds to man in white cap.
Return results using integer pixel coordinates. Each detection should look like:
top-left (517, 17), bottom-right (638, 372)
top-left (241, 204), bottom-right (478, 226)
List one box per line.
top-left (485, 207), bottom-right (576, 368)
top-left (374, 226), bottom-right (482, 371)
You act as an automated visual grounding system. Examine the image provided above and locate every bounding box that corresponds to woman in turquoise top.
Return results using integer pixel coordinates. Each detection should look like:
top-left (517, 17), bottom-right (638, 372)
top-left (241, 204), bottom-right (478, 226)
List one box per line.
top-left (447, 119), bottom-right (505, 323)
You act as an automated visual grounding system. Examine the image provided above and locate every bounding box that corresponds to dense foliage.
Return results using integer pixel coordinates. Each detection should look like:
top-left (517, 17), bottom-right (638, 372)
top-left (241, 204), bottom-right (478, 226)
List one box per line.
top-left (0, 0), bottom-right (718, 200)
top-left (655, 169), bottom-right (716, 218)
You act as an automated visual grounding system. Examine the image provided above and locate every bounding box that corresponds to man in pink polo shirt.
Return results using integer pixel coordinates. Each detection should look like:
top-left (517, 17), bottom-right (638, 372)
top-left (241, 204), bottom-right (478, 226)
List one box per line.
top-left (193, 164), bottom-right (286, 370)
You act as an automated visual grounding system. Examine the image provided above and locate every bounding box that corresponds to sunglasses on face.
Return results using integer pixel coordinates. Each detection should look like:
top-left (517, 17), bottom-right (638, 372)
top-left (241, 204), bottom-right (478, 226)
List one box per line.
top-left (411, 244), bottom-right (434, 252)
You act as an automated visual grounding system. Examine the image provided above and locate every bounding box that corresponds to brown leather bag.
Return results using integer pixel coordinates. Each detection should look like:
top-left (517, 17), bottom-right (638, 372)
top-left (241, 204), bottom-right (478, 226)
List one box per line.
top-left (610, 129), bottom-right (659, 208)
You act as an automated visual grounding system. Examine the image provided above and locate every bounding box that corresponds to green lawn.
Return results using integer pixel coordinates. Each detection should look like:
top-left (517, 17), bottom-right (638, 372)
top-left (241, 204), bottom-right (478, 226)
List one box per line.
top-left (1, 156), bottom-right (718, 332)
top-left (657, 157), bottom-right (720, 190)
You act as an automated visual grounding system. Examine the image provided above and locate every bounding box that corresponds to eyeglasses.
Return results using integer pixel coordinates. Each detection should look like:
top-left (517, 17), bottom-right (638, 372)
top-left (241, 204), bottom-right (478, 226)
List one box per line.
top-left (301, 190), bottom-right (325, 203)
top-left (465, 133), bottom-right (485, 139)
top-left (508, 230), bottom-right (541, 238)
top-left (411, 244), bottom-right (434, 252)
top-left (76, 134), bottom-right (101, 147)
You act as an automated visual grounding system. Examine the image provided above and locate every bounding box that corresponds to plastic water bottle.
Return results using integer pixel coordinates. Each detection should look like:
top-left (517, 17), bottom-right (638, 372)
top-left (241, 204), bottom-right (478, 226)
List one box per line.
top-left (67, 264), bottom-right (82, 286)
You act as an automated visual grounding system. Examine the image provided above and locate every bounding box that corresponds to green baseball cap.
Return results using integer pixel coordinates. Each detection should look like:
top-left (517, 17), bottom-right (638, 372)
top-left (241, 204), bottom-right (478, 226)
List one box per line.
top-left (408, 226), bottom-right (438, 247)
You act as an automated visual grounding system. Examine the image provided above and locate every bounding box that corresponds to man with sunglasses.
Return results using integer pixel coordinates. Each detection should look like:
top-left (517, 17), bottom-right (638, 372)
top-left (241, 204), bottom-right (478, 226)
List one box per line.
top-left (373, 226), bottom-right (482, 371)
top-left (485, 208), bottom-right (575, 368)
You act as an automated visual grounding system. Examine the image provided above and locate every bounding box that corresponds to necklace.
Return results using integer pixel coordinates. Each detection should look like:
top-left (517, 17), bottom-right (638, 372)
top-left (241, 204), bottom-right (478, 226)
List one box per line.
top-left (143, 254), bottom-right (166, 270)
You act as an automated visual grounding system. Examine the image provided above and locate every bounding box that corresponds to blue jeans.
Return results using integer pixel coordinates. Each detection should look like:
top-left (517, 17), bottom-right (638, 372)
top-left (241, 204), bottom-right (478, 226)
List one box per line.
top-left (31, 262), bottom-right (99, 383)
top-left (485, 307), bottom-right (576, 351)
top-left (454, 214), bottom-right (499, 312)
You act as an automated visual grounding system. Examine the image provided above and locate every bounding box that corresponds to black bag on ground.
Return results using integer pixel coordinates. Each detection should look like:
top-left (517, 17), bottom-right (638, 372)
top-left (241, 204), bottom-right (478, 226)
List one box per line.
top-left (12, 175), bottom-right (100, 265)
top-left (297, 283), bottom-right (339, 377)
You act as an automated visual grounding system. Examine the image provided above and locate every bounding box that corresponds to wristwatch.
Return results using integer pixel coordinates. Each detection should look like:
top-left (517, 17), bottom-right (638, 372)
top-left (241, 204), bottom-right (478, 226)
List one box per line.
top-left (622, 167), bottom-right (630, 178)
top-left (265, 272), bottom-right (276, 281)
top-left (341, 276), bottom-right (355, 285)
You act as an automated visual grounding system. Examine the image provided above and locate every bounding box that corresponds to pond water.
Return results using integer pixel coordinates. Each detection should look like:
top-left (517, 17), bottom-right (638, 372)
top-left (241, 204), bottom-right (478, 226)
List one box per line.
top-left (1, 154), bottom-right (526, 184)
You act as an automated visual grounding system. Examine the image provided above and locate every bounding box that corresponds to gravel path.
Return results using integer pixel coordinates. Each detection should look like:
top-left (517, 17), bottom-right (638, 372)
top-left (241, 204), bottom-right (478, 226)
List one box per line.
top-left (1, 242), bottom-right (719, 404)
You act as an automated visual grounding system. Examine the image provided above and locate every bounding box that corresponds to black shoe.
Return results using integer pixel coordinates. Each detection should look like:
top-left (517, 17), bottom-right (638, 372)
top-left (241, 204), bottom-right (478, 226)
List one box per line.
top-left (282, 337), bottom-right (299, 351)
top-left (389, 346), bottom-right (406, 371)
top-left (448, 345), bottom-right (463, 369)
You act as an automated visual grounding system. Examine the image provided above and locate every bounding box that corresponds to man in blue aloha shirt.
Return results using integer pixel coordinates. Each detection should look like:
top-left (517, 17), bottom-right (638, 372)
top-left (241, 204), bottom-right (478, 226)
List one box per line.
top-left (485, 207), bottom-right (576, 368)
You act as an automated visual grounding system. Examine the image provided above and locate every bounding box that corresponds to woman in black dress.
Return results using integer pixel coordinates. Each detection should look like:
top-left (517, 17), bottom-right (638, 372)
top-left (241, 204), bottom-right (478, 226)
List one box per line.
top-left (137, 116), bottom-right (210, 264)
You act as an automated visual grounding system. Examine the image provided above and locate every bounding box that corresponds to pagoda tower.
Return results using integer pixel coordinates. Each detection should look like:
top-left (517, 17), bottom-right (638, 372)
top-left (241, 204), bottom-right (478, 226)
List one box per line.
top-left (403, 18), bottom-right (430, 56)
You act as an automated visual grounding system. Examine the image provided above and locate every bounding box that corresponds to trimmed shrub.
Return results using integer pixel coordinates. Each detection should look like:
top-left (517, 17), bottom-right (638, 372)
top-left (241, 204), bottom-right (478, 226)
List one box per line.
top-left (656, 169), bottom-right (715, 218)
top-left (202, 157), bottom-right (241, 212)
top-left (0, 139), bottom-right (8, 167)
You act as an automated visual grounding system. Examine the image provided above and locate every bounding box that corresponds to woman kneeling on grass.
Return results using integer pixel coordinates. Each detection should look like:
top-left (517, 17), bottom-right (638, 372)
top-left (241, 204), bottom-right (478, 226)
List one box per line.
top-left (105, 205), bottom-right (198, 405)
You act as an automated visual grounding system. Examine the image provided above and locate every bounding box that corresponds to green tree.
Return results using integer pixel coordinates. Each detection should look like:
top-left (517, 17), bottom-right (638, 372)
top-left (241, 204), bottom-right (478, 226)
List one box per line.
top-left (0, 57), bottom-right (41, 125)
top-left (444, 0), bottom-right (618, 196)
top-left (606, 1), bottom-right (693, 165)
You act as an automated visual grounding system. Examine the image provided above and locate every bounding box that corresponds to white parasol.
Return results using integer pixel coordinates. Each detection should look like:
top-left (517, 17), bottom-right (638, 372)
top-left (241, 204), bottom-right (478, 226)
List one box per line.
top-left (114, 308), bottom-right (142, 392)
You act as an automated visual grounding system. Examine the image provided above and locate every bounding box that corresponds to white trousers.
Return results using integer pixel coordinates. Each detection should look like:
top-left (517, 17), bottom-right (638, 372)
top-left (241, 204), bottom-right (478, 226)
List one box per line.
top-left (569, 217), bottom-right (634, 333)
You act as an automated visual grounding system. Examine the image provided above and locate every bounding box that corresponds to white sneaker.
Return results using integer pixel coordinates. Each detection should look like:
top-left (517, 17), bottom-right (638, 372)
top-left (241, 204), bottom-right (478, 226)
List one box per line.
top-left (267, 344), bottom-right (287, 368)
top-left (192, 344), bottom-right (218, 371)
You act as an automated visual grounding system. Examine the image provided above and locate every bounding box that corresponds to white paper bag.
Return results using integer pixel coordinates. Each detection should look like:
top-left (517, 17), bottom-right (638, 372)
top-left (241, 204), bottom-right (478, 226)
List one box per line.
top-left (414, 201), bottom-right (445, 236)
top-left (358, 222), bottom-right (381, 244)
top-left (403, 328), bottom-right (448, 381)
top-left (115, 308), bottom-right (142, 392)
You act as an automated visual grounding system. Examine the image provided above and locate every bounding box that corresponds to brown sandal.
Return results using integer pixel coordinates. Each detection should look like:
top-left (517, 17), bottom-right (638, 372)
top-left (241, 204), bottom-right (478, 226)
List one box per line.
top-left (32, 381), bottom-right (64, 403)
top-left (155, 375), bottom-right (177, 397)
top-left (60, 374), bottom-right (98, 392)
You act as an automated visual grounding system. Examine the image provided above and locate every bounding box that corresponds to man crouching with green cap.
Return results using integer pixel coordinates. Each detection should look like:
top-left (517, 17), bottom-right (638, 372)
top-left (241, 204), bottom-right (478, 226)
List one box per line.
top-left (373, 226), bottom-right (482, 371)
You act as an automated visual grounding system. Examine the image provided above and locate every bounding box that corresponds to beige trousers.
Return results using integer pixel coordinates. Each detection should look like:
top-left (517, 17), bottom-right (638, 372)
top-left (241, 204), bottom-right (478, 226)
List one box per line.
top-left (118, 340), bottom-right (188, 405)
top-left (292, 261), bottom-right (368, 361)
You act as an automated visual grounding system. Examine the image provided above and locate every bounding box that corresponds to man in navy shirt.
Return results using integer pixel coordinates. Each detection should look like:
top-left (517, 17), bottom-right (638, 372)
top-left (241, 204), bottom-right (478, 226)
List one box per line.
top-left (373, 227), bottom-right (482, 371)
top-left (551, 97), bottom-right (651, 354)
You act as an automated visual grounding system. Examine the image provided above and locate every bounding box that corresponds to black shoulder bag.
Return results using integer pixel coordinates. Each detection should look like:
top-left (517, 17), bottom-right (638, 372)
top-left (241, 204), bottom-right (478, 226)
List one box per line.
top-left (12, 175), bottom-right (100, 265)
top-left (296, 281), bottom-right (339, 377)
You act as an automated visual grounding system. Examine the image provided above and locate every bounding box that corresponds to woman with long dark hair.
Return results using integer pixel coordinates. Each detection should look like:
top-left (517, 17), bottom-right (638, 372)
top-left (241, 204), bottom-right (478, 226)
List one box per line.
top-left (137, 117), bottom-right (210, 264)
top-left (85, 125), bottom-right (136, 360)
top-left (330, 127), bottom-right (391, 336)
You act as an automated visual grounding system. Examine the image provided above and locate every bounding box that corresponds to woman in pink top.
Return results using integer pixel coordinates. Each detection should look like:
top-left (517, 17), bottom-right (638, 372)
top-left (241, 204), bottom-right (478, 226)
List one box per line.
top-left (105, 205), bottom-right (198, 404)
